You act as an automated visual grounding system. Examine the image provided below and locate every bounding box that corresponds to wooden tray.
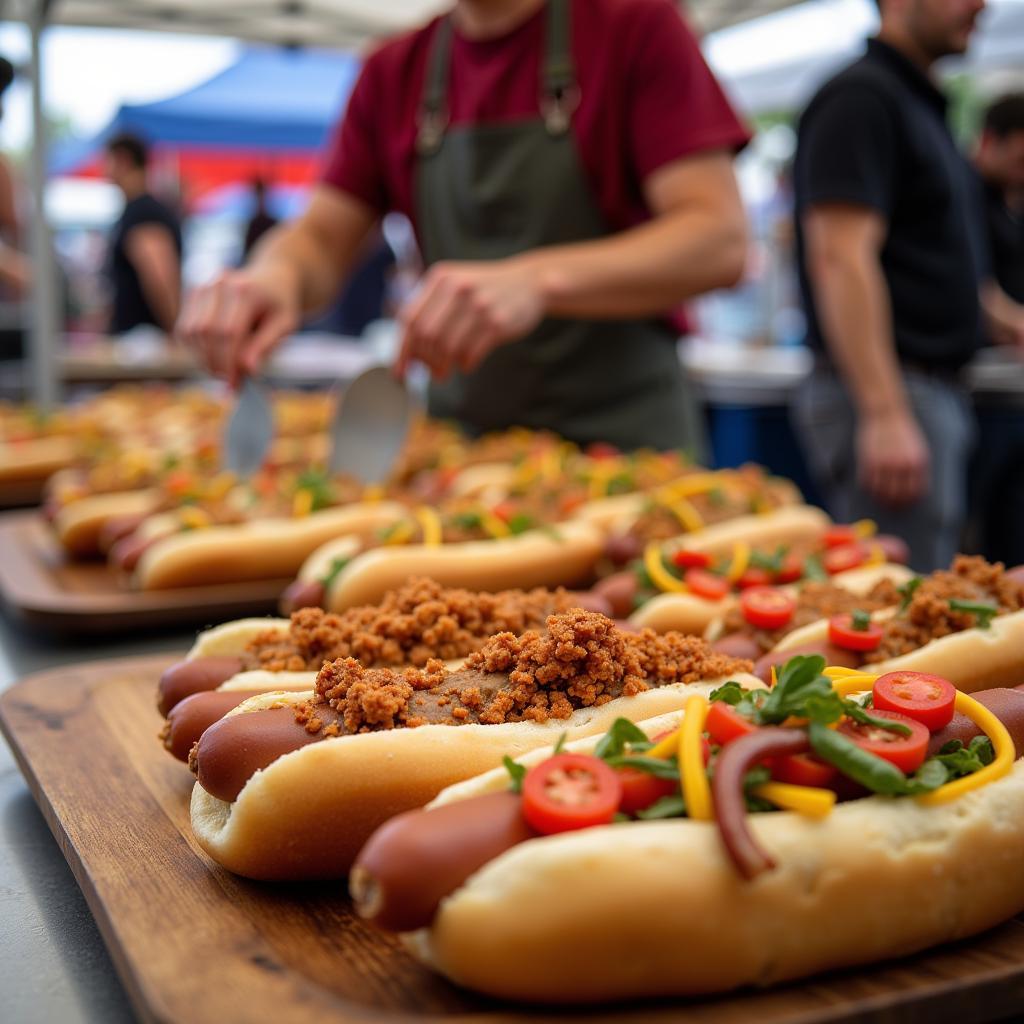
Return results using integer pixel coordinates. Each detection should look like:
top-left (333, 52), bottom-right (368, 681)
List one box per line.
top-left (0, 476), bottom-right (47, 509)
top-left (0, 512), bottom-right (290, 633)
top-left (3, 656), bottom-right (1024, 1024)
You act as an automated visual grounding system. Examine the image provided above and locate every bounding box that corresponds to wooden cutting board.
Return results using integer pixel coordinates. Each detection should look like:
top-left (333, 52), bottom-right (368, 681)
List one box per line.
top-left (3, 655), bottom-right (1024, 1024)
top-left (0, 512), bottom-right (290, 632)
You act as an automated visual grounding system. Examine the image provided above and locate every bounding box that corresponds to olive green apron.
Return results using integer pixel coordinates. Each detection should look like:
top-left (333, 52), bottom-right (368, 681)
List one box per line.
top-left (414, 0), bottom-right (705, 455)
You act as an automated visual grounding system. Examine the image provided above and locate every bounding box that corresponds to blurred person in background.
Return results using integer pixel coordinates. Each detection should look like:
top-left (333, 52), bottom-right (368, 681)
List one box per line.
top-left (104, 131), bottom-right (182, 335)
top-left (0, 56), bottom-right (30, 298)
top-left (179, 0), bottom-right (749, 453)
top-left (974, 94), bottom-right (1024, 305)
top-left (242, 178), bottom-right (278, 260)
top-left (791, 0), bottom-right (1024, 571)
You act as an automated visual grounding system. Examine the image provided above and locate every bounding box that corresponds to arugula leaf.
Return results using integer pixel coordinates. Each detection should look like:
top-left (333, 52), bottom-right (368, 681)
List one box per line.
top-left (808, 722), bottom-right (911, 795)
top-left (503, 756), bottom-right (526, 794)
top-left (709, 680), bottom-right (765, 720)
top-left (632, 560), bottom-right (655, 590)
top-left (850, 609), bottom-right (872, 631)
top-left (706, 487), bottom-right (726, 508)
top-left (757, 655), bottom-right (830, 723)
top-left (802, 553), bottom-right (828, 582)
top-left (935, 736), bottom-right (994, 774)
top-left (841, 701), bottom-right (912, 736)
top-left (604, 755), bottom-right (680, 781)
top-left (506, 513), bottom-right (535, 535)
top-left (749, 546), bottom-right (786, 575)
top-left (594, 717), bottom-right (651, 760)
top-left (635, 795), bottom-right (687, 820)
top-left (320, 556), bottom-right (351, 589)
top-left (742, 765), bottom-right (772, 791)
top-left (537, 524), bottom-right (564, 542)
top-left (709, 681), bottom-right (745, 706)
top-left (294, 469), bottom-right (335, 511)
top-left (949, 599), bottom-right (998, 630)
top-left (607, 472), bottom-right (635, 496)
top-left (451, 511), bottom-right (483, 531)
top-left (897, 576), bottom-right (923, 613)
top-left (552, 732), bottom-right (568, 755)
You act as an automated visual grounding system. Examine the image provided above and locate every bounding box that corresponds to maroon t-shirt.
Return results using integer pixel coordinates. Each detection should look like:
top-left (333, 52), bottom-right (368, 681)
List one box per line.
top-left (321, 0), bottom-right (749, 238)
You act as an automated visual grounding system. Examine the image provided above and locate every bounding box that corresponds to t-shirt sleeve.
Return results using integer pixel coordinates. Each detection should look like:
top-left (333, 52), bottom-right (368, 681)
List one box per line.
top-left (320, 54), bottom-right (388, 212)
top-left (623, 1), bottom-right (751, 182)
top-left (796, 84), bottom-right (899, 215)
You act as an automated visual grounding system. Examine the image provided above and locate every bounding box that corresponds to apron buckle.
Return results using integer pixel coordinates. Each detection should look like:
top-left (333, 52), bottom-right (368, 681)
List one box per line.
top-left (540, 84), bottom-right (580, 136)
top-left (416, 106), bottom-right (450, 155)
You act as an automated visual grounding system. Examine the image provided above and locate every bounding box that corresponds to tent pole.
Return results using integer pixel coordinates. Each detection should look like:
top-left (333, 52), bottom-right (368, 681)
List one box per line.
top-left (28, 0), bottom-right (58, 410)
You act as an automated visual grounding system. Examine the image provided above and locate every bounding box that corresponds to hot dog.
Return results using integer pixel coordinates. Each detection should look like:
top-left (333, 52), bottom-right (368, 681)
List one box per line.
top-left (188, 610), bottom-right (761, 879)
top-left (158, 579), bottom-right (582, 719)
top-left (352, 659), bottom-right (1024, 1003)
top-left (758, 555), bottom-right (1024, 690)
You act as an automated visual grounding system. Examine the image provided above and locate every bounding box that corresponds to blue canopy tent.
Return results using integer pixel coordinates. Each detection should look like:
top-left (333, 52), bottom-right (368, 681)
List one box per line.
top-left (51, 45), bottom-right (361, 175)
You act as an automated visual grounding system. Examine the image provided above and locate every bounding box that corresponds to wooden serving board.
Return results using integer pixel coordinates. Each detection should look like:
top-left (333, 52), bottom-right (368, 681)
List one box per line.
top-left (3, 656), bottom-right (1024, 1024)
top-left (0, 512), bottom-right (290, 632)
top-left (0, 476), bottom-right (47, 509)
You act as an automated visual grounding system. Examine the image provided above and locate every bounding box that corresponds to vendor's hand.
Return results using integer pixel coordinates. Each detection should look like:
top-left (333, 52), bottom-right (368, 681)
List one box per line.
top-left (177, 266), bottom-right (300, 388)
top-left (856, 408), bottom-right (930, 507)
top-left (395, 258), bottom-right (547, 379)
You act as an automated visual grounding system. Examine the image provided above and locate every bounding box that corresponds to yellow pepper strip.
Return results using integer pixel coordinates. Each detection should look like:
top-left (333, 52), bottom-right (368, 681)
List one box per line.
top-left (292, 488), bottom-right (314, 518)
top-left (643, 542), bottom-right (688, 594)
top-left (206, 472), bottom-right (236, 501)
top-left (853, 518), bottom-right (878, 539)
top-left (917, 691), bottom-right (1015, 805)
top-left (179, 506), bottom-right (210, 530)
top-left (541, 447), bottom-right (562, 484)
top-left (680, 695), bottom-right (713, 820)
top-left (587, 463), bottom-right (617, 500)
top-left (384, 520), bottom-right (415, 546)
top-left (414, 506), bottom-right (443, 547)
top-left (480, 510), bottom-right (511, 538)
top-left (770, 664), bottom-right (778, 688)
top-left (831, 674), bottom-right (880, 697)
top-left (726, 540), bottom-right (751, 583)
top-left (752, 781), bottom-right (836, 818)
top-left (646, 726), bottom-right (682, 760)
top-left (824, 666), bottom-right (865, 680)
top-left (659, 472), bottom-right (723, 499)
top-left (362, 484), bottom-right (385, 503)
top-left (865, 542), bottom-right (886, 566)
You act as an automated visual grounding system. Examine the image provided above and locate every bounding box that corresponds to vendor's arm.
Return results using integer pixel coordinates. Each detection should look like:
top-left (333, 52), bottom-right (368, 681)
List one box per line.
top-left (396, 150), bottom-right (745, 378)
top-left (126, 223), bottom-right (181, 335)
top-left (803, 203), bottom-right (929, 507)
top-left (981, 280), bottom-right (1024, 349)
top-left (177, 187), bottom-right (376, 386)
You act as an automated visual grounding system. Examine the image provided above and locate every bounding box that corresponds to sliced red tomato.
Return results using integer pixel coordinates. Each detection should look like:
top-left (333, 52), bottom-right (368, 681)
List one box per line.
top-left (671, 549), bottom-right (712, 571)
top-left (774, 553), bottom-right (804, 584)
top-left (705, 702), bottom-right (759, 746)
top-left (823, 524), bottom-right (859, 549)
top-left (837, 709), bottom-right (929, 774)
top-left (740, 587), bottom-right (796, 630)
top-left (558, 493), bottom-right (587, 516)
top-left (771, 753), bottom-right (837, 788)
top-left (586, 442), bottom-right (620, 460)
top-left (823, 543), bottom-right (867, 575)
top-left (521, 754), bottom-right (623, 835)
top-left (615, 768), bottom-right (678, 815)
top-left (828, 612), bottom-right (883, 652)
top-left (873, 671), bottom-right (956, 732)
top-left (684, 567), bottom-right (731, 601)
top-left (491, 500), bottom-right (515, 523)
top-left (736, 567), bottom-right (774, 590)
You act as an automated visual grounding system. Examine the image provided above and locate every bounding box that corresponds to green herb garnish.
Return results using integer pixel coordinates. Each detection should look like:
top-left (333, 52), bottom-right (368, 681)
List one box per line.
top-left (503, 756), bottom-right (526, 794)
top-left (320, 556), bottom-right (351, 589)
top-left (802, 553), bottom-right (828, 582)
top-left (949, 599), bottom-right (998, 630)
top-left (850, 609), bottom-right (872, 631)
top-left (897, 576), bottom-right (923, 613)
top-left (552, 732), bottom-right (568, 755)
top-left (507, 513), bottom-right (535, 535)
top-left (636, 795), bottom-right (687, 820)
top-left (594, 717), bottom-right (651, 760)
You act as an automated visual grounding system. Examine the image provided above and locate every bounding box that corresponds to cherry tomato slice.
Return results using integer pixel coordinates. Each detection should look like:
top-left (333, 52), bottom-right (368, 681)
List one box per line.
top-left (872, 671), bottom-right (957, 732)
top-left (586, 442), bottom-right (620, 460)
top-left (823, 542), bottom-right (867, 575)
top-left (521, 753), bottom-right (623, 835)
top-left (828, 612), bottom-right (883, 652)
top-left (491, 500), bottom-right (515, 523)
top-left (740, 586), bottom-right (797, 630)
top-left (615, 768), bottom-right (678, 815)
top-left (771, 753), bottom-right (837, 788)
top-left (823, 525), bottom-right (859, 549)
top-left (684, 567), bottom-right (730, 601)
top-left (736, 567), bottom-right (774, 590)
top-left (671, 549), bottom-right (712, 571)
top-left (774, 553), bottom-right (804, 584)
top-left (837, 709), bottom-right (929, 774)
top-left (705, 702), bottom-right (759, 746)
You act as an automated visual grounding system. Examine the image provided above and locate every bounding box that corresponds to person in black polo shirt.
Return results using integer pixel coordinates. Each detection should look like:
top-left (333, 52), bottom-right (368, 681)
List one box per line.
top-left (975, 94), bottom-right (1024, 306)
top-left (791, 0), bottom-right (1024, 571)
top-left (104, 132), bottom-right (183, 336)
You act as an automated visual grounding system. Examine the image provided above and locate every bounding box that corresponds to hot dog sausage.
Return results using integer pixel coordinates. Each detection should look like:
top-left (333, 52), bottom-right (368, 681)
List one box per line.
top-left (194, 704), bottom-right (334, 802)
top-left (280, 578), bottom-right (326, 615)
top-left (1006, 565), bottom-right (1024, 586)
top-left (927, 687), bottom-right (1024, 756)
top-left (162, 689), bottom-right (264, 762)
top-left (110, 532), bottom-right (157, 573)
top-left (604, 533), bottom-right (642, 568)
top-left (158, 655), bottom-right (245, 717)
top-left (566, 591), bottom-right (614, 618)
top-left (593, 571), bottom-right (638, 619)
top-left (98, 513), bottom-right (148, 554)
top-left (351, 791), bottom-right (536, 932)
top-left (712, 633), bottom-right (763, 662)
top-left (873, 534), bottom-right (909, 565)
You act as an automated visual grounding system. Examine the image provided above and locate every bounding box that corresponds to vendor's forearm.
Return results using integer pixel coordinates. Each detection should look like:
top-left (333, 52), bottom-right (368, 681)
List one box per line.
top-left (519, 206), bottom-right (746, 320)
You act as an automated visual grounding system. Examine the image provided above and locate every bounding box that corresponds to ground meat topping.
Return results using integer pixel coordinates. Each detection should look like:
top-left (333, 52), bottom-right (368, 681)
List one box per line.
top-left (874, 555), bottom-right (1024, 661)
top-left (719, 578), bottom-right (902, 655)
top-left (241, 577), bottom-right (574, 672)
top-left (294, 610), bottom-right (752, 735)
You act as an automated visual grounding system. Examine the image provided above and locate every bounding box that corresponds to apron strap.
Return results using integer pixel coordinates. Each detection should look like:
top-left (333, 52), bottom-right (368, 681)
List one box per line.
top-left (417, 17), bottom-right (452, 155)
top-left (417, 0), bottom-right (580, 153)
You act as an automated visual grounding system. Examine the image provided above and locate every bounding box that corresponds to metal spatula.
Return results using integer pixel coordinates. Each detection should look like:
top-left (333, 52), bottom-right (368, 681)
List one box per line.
top-left (222, 377), bottom-right (274, 477)
top-left (327, 366), bottom-right (414, 483)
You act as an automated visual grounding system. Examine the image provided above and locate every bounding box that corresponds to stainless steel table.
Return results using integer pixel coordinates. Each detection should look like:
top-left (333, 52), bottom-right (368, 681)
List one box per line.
top-left (0, 614), bottom-right (194, 1023)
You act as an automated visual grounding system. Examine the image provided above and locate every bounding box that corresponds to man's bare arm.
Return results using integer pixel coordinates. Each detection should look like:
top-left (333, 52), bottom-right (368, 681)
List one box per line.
top-left (124, 224), bottom-right (181, 333)
top-left (804, 202), bottom-right (929, 506)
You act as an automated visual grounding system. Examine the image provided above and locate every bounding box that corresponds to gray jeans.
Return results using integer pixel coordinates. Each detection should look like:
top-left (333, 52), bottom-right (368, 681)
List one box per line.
top-left (791, 367), bottom-right (976, 572)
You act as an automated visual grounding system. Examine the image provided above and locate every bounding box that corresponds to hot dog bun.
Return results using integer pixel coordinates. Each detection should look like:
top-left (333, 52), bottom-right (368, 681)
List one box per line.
top-left (134, 501), bottom-right (407, 589)
top-left (320, 520), bottom-right (604, 612)
top-left (773, 608), bottom-right (1024, 692)
top-left (186, 617), bottom-right (290, 658)
top-left (54, 488), bottom-right (161, 557)
top-left (403, 712), bottom-right (1024, 1003)
top-left (0, 435), bottom-right (77, 482)
top-left (190, 674), bottom-right (763, 880)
